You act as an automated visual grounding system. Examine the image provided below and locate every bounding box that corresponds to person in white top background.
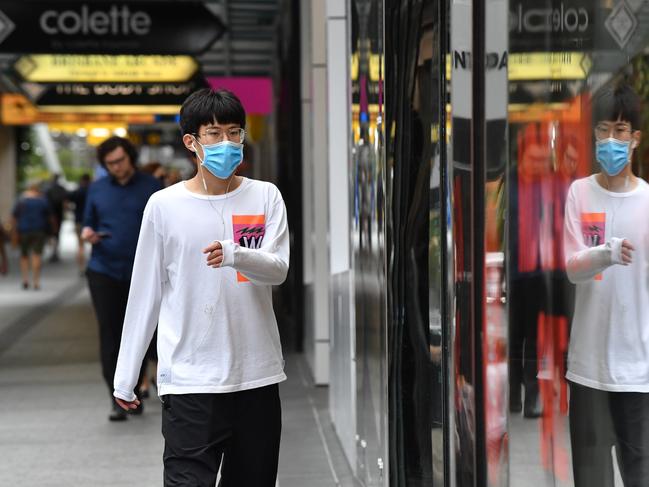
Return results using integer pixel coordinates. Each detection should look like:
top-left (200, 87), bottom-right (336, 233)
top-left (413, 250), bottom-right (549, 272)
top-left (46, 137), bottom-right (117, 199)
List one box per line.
top-left (113, 88), bottom-right (290, 486)
top-left (563, 82), bottom-right (649, 487)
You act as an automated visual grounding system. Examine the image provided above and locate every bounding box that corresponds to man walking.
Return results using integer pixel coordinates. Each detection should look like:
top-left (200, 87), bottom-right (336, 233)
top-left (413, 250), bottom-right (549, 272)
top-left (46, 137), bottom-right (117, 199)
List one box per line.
top-left (11, 180), bottom-right (53, 290)
top-left (564, 83), bottom-right (649, 487)
top-left (113, 88), bottom-right (289, 486)
top-left (82, 136), bottom-right (162, 421)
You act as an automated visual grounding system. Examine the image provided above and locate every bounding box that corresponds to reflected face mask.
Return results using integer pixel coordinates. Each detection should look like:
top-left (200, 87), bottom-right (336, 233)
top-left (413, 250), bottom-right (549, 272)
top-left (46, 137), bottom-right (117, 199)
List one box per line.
top-left (596, 138), bottom-right (632, 177)
top-left (193, 138), bottom-right (243, 179)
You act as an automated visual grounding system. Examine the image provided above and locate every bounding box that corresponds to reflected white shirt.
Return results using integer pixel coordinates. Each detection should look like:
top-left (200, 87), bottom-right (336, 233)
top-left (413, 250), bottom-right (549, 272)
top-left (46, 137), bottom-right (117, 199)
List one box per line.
top-left (564, 175), bottom-right (649, 392)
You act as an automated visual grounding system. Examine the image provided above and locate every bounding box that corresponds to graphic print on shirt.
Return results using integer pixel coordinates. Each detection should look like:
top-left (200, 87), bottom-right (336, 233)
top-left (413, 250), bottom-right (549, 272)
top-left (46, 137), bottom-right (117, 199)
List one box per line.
top-left (232, 214), bottom-right (266, 282)
top-left (581, 212), bottom-right (605, 280)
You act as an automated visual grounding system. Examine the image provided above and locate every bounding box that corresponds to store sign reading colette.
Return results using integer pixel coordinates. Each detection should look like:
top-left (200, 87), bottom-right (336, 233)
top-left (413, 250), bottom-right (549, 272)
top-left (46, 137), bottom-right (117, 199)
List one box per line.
top-left (0, 2), bottom-right (224, 54)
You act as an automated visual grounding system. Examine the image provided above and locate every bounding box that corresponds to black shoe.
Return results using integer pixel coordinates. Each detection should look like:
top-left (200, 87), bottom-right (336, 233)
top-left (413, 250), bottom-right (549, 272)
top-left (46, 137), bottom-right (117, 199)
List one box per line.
top-left (523, 393), bottom-right (543, 418)
top-left (22, 282), bottom-right (29, 290)
top-left (109, 406), bottom-right (128, 422)
top-left (509, 385), bottom-right (522, 413)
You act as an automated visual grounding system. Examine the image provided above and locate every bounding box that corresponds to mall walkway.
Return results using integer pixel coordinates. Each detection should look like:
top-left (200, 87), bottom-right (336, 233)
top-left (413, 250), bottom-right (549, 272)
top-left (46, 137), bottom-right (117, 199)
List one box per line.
top-left (0, 221), bottom-right (357, 486)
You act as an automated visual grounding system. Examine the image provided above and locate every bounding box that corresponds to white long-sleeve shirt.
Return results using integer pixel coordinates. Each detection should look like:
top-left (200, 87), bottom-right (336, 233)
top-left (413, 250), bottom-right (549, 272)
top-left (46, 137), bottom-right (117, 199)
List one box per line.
top-left (564, 175), bottom-right (649, 391)
top-left (113, 178), bottom-right (289, 402)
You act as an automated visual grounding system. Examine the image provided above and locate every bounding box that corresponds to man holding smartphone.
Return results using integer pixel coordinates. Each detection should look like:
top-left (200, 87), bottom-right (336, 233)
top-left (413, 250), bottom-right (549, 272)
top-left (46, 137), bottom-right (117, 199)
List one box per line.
top-left (82, 136), bottom-right (162, 421)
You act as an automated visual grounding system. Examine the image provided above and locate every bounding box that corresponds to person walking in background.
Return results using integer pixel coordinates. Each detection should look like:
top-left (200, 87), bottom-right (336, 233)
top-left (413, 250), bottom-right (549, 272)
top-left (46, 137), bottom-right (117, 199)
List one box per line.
top-left (44, 173), bottom-right (67, 263)
top-left (10, 181), bottom-right (54, 290)
top-left (67, 173), bottom-right (91, 275)
top-left (81, 136), bottom-right (162, 422)
top-left (113, 88), bottom-right (289, 486)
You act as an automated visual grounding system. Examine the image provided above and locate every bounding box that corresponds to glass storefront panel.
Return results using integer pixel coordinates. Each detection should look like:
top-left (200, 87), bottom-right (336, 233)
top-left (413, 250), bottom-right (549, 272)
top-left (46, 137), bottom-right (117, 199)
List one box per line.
top-left (383, 0), bottom-right (446, 485)
top-left (449, 0), bottom-right (479, 481)
top-left (504, 1), bottom-right (649, 486)
top-left (351, 0), bottom-right (388, 484)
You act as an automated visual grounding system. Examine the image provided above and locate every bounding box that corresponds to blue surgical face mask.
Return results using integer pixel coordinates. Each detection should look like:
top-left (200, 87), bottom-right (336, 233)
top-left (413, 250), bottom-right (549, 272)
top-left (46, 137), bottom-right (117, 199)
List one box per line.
top-left (596, 137), bottom-right (632, 176)
top-left (193, 138), bottom-right (243, 180)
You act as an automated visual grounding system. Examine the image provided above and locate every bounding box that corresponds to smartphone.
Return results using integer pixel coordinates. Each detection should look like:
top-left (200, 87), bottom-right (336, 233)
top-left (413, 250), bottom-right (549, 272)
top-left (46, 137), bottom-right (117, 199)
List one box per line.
top-left (96, 231), bottom-right (112, 238)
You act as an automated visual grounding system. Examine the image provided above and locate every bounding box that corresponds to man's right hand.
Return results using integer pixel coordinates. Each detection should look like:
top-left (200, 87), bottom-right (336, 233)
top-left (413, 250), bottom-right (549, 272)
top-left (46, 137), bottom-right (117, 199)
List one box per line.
top-left (115, 397), bottom-right (141, 412)
top-left (81, 226), bottom-right (101, 245)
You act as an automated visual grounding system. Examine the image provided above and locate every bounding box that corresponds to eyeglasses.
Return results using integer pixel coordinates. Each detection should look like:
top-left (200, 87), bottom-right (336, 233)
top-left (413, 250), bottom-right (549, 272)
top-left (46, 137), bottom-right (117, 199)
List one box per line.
top-left (194, 127), bottom-right (245, 144)
top-left (594, 123), bottom-right (632, 141)
top-left (104, 154), bottom-right (129, 166)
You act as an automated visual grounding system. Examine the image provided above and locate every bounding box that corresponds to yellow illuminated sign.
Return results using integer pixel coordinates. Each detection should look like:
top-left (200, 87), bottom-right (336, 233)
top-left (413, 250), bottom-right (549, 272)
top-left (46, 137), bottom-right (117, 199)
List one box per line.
top-left (350, 53), bottom-right (382, 82)
top-left (0, 94), bottom-right (157, 125)
top-left (508, 52), bottom-right (591, 81)
top-left (369, 54), bottom-right (381, 82)
top-left (351, 53), bottom-right (358, 80)
top-left (48, 123), bottom-right (128, 146)
top-left (0, 93), bottom-right (40, 125)
top-left (15, 55), bottom-right (199, 83)
top-left (508, 102), bottom-right (572, 123)
top-left (48, 122), bottom-right (127, 134)
top-left (37, 104), bottom-right (181, 115)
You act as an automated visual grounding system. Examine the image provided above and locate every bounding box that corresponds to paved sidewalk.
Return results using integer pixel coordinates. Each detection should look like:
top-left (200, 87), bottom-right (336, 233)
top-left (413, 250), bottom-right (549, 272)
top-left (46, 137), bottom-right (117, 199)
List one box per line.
top-left (0, 219), bottom-right (85, 342)
top-left (0, 220), bottom-right (356, 486)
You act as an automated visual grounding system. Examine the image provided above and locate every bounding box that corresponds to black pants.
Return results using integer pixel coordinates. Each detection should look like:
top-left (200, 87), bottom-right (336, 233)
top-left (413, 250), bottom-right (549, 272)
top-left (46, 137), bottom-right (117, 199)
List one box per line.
top-left (509, 275), bottom-right (545, 408)
top-left (569, 381), bottom-right (649, 487)
top-left (86, 269), bottom-right (144, 398)
top-left (162, 384), bottom-right (282, 487)
top-left (509, 273), bottom-right (574, 409)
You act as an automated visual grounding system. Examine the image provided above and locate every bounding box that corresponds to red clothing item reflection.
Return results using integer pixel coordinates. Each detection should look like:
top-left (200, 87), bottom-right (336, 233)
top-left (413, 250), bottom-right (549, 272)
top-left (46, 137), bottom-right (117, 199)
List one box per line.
top-left (516, 122), bottom-right (588, 273)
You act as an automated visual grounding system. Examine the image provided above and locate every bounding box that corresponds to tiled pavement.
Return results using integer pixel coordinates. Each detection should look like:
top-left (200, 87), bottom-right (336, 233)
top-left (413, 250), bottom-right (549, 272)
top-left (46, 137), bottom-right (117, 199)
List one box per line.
top-left (0, 221), bottom-right (357, 486)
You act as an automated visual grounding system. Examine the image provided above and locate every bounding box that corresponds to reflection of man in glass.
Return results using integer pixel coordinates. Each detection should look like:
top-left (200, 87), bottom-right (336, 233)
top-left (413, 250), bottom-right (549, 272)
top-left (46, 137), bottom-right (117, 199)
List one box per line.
top-left (563, 83), bottom-right (649, 487)
top-left (509, 122), bottom-right (554, 418)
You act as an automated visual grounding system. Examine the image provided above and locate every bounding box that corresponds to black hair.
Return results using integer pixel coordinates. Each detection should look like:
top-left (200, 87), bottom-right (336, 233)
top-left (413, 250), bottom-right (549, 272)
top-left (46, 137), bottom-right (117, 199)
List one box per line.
top-left (592, 82), bottom-right (642, 130)
top-left (179, 88), bottom-right (246, 136)
top-left (96, 136), bottom-right (138, 167)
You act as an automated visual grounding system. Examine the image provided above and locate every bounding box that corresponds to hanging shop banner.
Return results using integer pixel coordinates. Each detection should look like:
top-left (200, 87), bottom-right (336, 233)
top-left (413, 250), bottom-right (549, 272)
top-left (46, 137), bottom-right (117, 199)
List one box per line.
top-left (509, 1), bottom-right (648, 53)
top-left (509, 0), bottom-right (594, 53)
top-left (14, 55), bottom-right (200, 83)
top-left (37, 104), bottom-right (181, 115)
top-left (0, 93), bottom-right (157, 124)
top-left (207, 77), bottom-right (273, 115)
top-left (508, 52), bottom-right (592, 80)
top-left (0, 2), bottom-right (224, 54)
top-left (22, 75), bottom-right (208, 107)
